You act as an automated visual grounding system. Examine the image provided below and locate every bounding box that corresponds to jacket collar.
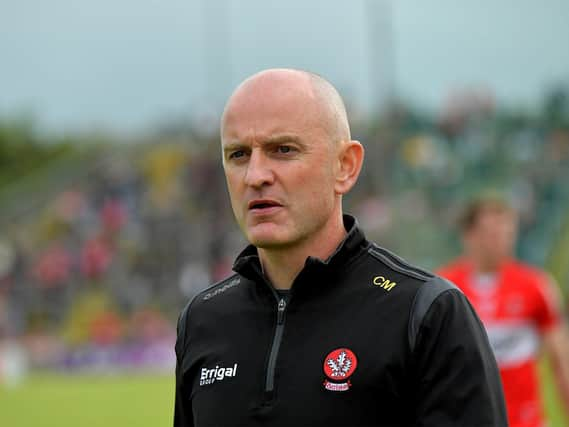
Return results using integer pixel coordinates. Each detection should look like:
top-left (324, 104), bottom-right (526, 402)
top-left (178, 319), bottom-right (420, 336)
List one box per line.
top-left (232, 214), bottom-right (368, 286)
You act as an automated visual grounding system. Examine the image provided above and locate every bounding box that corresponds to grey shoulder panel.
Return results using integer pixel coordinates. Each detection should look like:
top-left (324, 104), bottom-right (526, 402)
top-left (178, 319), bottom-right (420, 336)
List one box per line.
top-left (368, 245), bottom-right (433, 281)
top-left (408, 276), bottom-right (460, 351)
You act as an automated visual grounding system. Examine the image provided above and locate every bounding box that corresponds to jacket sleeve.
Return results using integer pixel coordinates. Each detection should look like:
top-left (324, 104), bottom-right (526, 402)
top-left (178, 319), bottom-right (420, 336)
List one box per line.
top-left (409, 279), bottom-right (508, 427)
top-left (174, 306), bottom-right (193, 427)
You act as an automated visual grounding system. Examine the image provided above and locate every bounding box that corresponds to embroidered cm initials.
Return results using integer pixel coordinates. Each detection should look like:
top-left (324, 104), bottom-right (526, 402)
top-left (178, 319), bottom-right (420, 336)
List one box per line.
top-left (373, 276), bottom-right (397, 291)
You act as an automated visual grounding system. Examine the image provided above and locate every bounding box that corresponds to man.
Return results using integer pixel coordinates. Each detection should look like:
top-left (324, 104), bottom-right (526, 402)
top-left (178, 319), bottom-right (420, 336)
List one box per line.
top-left (174, 69), bottom-right (507, 426)
top-left (438, 194), bottom-right (569, 427)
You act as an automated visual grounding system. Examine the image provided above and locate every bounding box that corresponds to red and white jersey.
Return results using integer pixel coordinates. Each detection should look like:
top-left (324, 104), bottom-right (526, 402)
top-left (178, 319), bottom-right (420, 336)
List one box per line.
top-left (438, 258), bottom-right (562, 427)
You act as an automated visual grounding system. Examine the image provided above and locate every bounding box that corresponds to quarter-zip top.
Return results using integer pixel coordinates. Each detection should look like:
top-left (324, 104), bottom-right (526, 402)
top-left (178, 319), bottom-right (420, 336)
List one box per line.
top-left (264, 296), bottom-right (288, 394)
top-left (174, 215), bottom-right (508, 427)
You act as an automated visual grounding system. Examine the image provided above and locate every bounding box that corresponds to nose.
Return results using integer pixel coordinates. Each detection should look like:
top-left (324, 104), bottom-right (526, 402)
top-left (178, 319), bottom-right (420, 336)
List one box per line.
top-left (244, 149), bottom-right (274, 188)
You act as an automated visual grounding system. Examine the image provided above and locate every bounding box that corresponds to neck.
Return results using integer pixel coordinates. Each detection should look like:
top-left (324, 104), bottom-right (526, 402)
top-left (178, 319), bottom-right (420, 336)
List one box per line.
top-left (258, 212), bottom-right (347, 290)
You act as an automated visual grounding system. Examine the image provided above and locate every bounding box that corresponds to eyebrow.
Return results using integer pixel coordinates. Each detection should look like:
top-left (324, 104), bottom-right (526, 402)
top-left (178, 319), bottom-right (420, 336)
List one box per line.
top-left (223, 134), bottom-right (305, 153)
top-left (222, 142), bottom-right (247, 154)
top-left (264, 134), bottom-right (303, 145)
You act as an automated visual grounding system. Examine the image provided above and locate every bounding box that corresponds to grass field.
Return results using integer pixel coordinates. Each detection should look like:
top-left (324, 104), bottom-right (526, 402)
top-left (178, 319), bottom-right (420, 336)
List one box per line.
top-left (0, 364), bottom-right (567, 426)
top-left (0, 373), bottom-right (174, 427)
top-left (540, 358), bottom-right (569, 427)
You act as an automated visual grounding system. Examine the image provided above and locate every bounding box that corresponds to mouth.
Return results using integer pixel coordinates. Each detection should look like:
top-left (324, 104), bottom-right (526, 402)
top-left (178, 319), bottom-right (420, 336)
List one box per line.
top-left (248, 199), bottom-right (283, 211)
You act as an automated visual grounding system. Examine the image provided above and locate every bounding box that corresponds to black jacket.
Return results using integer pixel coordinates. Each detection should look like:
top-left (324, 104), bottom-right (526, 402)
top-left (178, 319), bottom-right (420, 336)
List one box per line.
top-left (174, 216), bottom-right (508, 426)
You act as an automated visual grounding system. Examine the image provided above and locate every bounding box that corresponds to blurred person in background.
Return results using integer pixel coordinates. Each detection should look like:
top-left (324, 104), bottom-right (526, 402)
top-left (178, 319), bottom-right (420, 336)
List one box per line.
top-left (438, 194), bottom-right (569, 427)
top-left (173, 69), bottom-right (507, 426)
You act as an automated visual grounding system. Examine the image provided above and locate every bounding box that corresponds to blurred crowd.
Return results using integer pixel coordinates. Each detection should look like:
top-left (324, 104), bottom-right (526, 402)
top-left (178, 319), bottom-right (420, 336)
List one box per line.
top-left (0, 87), bottom-right (568, 374)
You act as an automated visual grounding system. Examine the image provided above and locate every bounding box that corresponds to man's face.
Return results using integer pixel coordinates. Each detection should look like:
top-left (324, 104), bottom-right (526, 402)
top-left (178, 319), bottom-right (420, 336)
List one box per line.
top-left (221, 75), bottom-right (341, 249)
top-left (465, 208), bottom-right (518, 265)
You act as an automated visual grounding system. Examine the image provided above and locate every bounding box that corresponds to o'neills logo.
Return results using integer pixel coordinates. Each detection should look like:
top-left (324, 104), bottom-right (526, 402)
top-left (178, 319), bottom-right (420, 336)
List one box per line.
top-left (200, 363), bottom-right (238, 386)
top-left (323, 348), bottom-right (358, 392)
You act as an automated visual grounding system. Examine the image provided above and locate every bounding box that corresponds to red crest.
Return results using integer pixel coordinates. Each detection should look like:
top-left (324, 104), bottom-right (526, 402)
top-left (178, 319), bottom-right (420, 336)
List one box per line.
top-left (322, 348), bottom-right (357, 391)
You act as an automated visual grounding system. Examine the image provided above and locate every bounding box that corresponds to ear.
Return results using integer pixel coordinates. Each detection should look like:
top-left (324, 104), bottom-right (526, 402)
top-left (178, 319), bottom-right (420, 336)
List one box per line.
top-left (334, 140), bottom-right (364, 195)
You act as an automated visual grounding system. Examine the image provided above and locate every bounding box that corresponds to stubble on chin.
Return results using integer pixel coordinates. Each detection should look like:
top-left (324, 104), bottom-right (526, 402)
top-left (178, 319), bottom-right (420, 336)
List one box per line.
top-left (245, 226), bottom-right (298, 250)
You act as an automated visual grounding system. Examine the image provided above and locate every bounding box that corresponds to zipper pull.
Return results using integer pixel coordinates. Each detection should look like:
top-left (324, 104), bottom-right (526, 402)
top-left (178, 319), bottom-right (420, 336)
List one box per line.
top-left (277, 298), bottom-right (286, 324)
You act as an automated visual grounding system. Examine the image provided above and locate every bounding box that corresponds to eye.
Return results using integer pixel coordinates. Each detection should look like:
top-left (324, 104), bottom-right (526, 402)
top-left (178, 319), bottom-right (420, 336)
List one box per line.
top-left (276, 145), bottom-right (293, 154)
top-left (229, 150), bottom-right (246, 159)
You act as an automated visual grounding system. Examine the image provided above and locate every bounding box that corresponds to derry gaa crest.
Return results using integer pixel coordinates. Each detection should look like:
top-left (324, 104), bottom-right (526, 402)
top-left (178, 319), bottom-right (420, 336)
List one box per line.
top-left (323, 348), bottom-right (358, 391)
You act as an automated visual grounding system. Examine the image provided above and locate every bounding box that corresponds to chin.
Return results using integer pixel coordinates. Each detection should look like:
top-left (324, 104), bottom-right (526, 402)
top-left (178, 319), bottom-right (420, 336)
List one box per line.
top-left (244, 223), bottom-right (287, 247)
top-left (246, 229), bottom-right (298, 249)
top-left (248, 235), bottom-right (289, 249)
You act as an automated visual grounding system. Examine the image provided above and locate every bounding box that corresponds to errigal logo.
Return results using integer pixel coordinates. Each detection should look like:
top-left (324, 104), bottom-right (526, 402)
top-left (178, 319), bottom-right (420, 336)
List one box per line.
top-left (200, 363), bottom-right (238, 386)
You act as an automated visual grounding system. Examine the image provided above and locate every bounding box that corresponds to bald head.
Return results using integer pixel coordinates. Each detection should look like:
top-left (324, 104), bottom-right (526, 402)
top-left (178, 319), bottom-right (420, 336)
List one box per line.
top-left (221, 68), bottom-right (351, 144)
top-left (220, 68), bottom-right (365, 256)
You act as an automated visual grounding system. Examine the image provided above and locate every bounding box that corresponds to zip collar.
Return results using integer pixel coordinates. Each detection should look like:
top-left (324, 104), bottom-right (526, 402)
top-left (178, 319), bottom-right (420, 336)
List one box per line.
top-left (232, 214), bottom-right (368, 287)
